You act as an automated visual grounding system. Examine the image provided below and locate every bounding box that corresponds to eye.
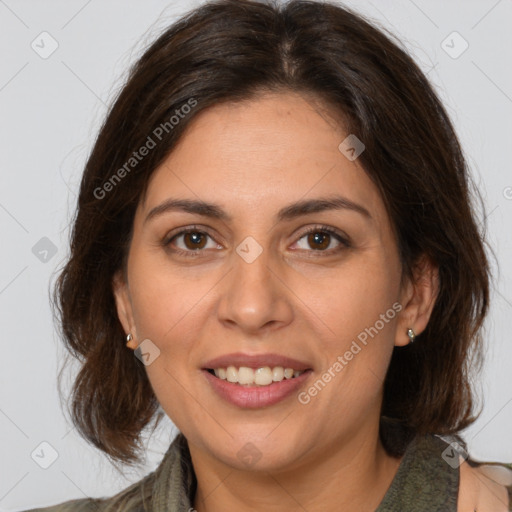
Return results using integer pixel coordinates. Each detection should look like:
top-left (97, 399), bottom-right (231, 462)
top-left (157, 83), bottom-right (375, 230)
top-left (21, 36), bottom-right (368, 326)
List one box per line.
top-left (163, 224), bottom-right (350, 258)
top-left (292, 225), bottom-right (350, 254)
top-left (163, 226), bottom-right (221, 257)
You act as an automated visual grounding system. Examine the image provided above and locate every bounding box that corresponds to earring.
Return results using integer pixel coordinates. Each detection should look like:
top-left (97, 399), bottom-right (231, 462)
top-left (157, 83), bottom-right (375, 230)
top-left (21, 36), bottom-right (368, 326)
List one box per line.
top-left (126, 333), bottom-right (133, 346)
top-left (407, 328), bottom-right (416, 343)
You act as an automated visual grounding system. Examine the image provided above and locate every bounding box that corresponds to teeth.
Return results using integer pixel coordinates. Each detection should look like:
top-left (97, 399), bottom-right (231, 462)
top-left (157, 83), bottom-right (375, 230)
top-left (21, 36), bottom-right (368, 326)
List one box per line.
top-left (238, 366), bottom-right (254, 385)
top-left (212, 366), bottom-right (306, 386)
top-left (272, 366), bottom-right (284, 381)
top-left (225, 366), bottom-right (238, 383)
top-left (254, 367), bottom-right (273, 386)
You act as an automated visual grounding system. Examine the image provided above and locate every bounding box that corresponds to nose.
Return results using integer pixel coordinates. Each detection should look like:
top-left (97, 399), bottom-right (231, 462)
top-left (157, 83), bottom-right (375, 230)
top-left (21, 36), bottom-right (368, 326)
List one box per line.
top-left (216, 244), bottom-right (294, 335)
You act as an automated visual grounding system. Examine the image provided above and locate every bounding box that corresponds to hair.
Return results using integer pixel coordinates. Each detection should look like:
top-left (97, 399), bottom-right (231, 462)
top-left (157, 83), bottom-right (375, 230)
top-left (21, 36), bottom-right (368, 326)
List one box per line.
top-left (53, 0), bottom-right (492, 468)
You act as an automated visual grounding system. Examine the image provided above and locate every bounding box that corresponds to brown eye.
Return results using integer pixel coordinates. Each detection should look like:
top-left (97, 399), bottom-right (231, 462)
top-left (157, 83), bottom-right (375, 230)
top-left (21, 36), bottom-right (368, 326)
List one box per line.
top-left (182, 231), bottom-right (208, 250)
top-left (163, 227), bottom-right (222, 258)
top-left (293, 226), bottom-right (350, 255)
top-left (307, 231), bottom-right (331, 250)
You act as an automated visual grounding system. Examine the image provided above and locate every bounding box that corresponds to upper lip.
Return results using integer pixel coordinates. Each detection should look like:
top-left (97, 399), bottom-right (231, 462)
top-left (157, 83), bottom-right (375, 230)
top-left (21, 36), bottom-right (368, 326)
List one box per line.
top-left (202, 352), bottom-right (312, 371)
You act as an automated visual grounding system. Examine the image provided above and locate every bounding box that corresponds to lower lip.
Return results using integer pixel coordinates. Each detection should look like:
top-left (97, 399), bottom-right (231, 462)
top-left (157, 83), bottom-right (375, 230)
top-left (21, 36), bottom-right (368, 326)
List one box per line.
top-left (203, 369), bottom-right (312, 409)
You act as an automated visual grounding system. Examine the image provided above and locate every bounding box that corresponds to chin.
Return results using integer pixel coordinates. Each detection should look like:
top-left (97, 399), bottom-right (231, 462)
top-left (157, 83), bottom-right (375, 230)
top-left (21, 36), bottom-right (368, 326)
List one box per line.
top-left (200, 429), bottom-right (308, 471)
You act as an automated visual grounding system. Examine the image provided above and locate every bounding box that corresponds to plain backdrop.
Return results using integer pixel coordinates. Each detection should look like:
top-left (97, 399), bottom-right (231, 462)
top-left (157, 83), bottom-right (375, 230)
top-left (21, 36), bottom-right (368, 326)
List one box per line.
top-left (0, 0), bottom-right (511, 510)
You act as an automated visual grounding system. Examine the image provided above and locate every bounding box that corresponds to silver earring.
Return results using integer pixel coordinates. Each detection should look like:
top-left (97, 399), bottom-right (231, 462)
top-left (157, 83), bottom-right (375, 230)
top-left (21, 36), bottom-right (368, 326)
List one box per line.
top-left (407, 328), bottom-right (416, 343)
top-left (126, 333), bottom-right (133, 343)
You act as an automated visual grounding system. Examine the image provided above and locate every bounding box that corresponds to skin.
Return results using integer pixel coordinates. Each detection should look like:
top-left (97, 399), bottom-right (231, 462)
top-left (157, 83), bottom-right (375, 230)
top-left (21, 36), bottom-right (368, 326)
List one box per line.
top-left (113, 91), bottom-right (442, 511)
top-left (458, 461), bottom-right (510, 511)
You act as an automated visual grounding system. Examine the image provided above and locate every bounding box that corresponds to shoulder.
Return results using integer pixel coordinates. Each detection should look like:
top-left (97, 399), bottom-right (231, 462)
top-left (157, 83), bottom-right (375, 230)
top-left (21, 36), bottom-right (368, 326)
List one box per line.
top-left (19, 497), bottom-right (104, 512)
top-left (18, 466), bottom-right (155, 512)
top-left (458, 459), bottom-right (512, 511)
top-left (380, 423), bottom-right (512, 511)
top-left (18, 434), bottom-right (191, 512)
top-left (18, 476), bottom-right (153, 512)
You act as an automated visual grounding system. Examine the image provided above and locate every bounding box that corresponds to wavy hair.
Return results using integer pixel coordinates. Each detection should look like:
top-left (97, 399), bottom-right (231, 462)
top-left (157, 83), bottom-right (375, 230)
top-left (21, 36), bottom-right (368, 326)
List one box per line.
top-left (53, 0), bottom-right (492, 467)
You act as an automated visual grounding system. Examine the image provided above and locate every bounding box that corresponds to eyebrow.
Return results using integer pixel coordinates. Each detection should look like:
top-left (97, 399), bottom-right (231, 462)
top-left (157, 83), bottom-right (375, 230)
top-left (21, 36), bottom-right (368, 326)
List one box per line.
top-left (144, 195), bottom-right (372, 225)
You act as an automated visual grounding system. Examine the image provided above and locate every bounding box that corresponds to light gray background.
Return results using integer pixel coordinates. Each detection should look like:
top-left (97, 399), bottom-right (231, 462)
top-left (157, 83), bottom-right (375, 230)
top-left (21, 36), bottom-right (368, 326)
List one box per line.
top-left (1, 0), bottom-right (511, 510)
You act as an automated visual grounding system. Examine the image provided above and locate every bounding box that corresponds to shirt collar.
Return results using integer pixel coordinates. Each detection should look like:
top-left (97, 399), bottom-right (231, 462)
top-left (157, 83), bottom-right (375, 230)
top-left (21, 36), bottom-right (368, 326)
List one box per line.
top-left (151, 433), bottom-right (196, 511)
top-left (150, 431), bottom-right (459, 511)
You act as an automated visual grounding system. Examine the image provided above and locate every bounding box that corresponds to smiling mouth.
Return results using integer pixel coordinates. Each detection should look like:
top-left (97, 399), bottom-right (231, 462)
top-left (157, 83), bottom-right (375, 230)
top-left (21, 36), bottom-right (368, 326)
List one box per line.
top-left (206, 366), bottom-right (310, 387)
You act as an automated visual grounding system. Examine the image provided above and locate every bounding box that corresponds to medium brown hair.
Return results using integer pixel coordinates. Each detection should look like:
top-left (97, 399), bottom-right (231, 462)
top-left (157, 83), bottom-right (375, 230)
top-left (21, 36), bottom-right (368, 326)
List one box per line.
top-left (54, 0), bottom-right (492, 467)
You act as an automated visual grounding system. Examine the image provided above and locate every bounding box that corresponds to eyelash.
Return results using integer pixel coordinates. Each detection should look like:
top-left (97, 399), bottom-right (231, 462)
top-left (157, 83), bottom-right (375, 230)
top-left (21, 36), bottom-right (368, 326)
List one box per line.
top-left (162, 224), bottom-right (351, 259)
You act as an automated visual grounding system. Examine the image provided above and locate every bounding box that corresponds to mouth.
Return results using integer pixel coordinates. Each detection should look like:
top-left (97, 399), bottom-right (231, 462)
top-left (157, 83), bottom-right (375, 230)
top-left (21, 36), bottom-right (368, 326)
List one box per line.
top-left (201, 353), bottom-right (313, 408)
top-left (205, 366), bottom-right (309, 387)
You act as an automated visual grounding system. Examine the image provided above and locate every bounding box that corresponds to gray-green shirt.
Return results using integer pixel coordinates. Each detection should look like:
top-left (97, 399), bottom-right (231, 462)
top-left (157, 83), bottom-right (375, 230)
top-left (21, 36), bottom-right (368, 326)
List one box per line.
top-left (23, 432), bottom-right (512, 511)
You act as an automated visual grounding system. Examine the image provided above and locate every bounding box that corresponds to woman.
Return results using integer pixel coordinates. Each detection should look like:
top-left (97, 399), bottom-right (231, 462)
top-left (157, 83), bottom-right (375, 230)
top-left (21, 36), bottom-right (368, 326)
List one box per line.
top-left (25, 0), bottom-right (512, 510)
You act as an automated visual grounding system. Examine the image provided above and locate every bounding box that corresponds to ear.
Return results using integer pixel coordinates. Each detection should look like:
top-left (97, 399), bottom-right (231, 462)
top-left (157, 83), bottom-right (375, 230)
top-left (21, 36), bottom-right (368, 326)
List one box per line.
top-left (112, 269), bottom-right (138, 350)
top-left (395, 254), bottom-right (440, 347)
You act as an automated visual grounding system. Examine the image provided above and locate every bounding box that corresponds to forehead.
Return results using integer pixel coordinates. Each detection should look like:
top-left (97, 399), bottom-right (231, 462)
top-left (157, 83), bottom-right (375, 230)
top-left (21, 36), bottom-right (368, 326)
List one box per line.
top-left (138, 92), bottom-right (388, 232)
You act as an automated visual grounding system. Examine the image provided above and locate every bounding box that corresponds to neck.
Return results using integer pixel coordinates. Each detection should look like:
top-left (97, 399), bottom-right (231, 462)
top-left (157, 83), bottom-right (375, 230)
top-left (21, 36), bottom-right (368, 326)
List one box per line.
top-left (190, 424), bottom-right (403, 512)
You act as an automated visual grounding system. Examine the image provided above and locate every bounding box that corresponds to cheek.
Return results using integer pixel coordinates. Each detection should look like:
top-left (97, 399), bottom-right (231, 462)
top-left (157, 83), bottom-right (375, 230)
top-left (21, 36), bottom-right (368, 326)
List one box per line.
top-left (305, 257), bottom-right (399, 381)
top-left (126, 260), bottom-right (208, 427)
top-left (127, 249), bottom-right (215, 342)
top-left (306, 256), bottom-right (398, 334)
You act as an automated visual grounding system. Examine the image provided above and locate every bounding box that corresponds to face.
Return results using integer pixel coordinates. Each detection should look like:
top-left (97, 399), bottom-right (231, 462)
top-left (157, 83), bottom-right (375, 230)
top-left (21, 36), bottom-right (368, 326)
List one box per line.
top-left (113, 91), bottom-right (436, 472)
